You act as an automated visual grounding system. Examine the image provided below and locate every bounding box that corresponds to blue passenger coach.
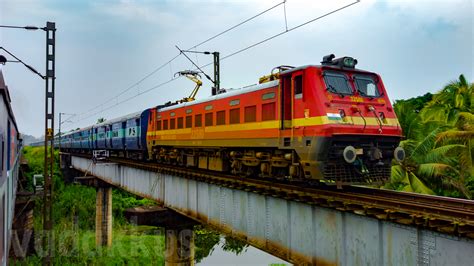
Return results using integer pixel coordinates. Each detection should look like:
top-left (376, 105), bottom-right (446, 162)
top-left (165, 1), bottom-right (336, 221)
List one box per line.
top-left (62, 109), bottom-right (149, 159)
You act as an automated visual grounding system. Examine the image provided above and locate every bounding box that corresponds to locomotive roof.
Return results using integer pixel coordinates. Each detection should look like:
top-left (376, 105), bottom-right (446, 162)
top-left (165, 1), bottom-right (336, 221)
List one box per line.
top-left (157, 79), bottom-right (279, 112)
top-left (279, 64), bottom-right (375, 75)
top-left (94, 110), bottom-right (143, 127)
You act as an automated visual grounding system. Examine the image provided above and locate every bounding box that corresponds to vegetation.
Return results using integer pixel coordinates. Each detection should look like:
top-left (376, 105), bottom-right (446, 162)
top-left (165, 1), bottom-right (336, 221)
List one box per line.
top-left (387, 74), bottom-right (473, 199)
top-left (16, 146), bottom-right (162, 264)
top-left (15, 146), bottom-right (248, 264)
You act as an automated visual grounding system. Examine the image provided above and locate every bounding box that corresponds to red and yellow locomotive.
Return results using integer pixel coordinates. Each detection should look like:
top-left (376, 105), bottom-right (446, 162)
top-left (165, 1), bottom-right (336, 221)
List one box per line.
top-left (146, 54), bottom-right (405, 185)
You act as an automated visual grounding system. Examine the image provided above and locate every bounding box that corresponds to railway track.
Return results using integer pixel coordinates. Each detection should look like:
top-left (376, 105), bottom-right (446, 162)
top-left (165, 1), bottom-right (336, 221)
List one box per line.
top-left (71, 154), bottom-right (474, 239)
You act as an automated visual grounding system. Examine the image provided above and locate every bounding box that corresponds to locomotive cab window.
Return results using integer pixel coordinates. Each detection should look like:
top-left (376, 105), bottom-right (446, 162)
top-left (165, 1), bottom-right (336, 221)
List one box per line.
top-left (354, 74), bottom-right (381, 97)
top-left (323, 71), bottom-right (353, 95)
top-left (294, 75), bottom-right (303, 99)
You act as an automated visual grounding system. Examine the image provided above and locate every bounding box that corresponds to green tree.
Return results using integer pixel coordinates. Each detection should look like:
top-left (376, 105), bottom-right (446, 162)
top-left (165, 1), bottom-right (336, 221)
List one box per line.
top-left (389, 75), bottom-right (474, 198)
top-left (421, 74), bottom-right (473, 123)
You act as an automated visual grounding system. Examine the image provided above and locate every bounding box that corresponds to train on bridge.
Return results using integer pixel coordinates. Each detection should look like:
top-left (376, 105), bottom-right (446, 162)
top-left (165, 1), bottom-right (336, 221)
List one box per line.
top-left (61, 54), bottom-right (405, 185)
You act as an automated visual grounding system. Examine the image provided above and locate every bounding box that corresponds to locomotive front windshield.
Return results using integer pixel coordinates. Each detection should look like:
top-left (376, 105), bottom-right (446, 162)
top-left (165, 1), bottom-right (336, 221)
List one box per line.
top-left (323, 71), bottom-right (353, 95)
top-left (354, 74), bottom-right (381, 97)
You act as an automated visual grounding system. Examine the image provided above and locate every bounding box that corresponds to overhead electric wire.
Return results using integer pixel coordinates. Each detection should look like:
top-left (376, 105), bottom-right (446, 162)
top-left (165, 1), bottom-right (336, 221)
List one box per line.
top-left (76, 1), bottom-right (286, 119)
top-left (73, 77), bottom-right (179, 124)
top-left (187, 0), bottom-right (286, 50)
top-left (70, 0), bottom-right (359, 127)
top-left (199, 0), bottom-right (360, 68)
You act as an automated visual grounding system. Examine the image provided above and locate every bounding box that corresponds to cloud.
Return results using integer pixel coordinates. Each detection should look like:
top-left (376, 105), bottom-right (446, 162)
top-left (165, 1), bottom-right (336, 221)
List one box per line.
top-left (91, 0), bottom-right (180, 26)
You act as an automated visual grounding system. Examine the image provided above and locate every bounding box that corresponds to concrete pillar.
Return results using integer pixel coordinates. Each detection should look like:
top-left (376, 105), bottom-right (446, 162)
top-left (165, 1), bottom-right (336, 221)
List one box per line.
top-left (165, 228), bottom-right (195, 266)
top-left (95, 187), bottom-right (112, 247)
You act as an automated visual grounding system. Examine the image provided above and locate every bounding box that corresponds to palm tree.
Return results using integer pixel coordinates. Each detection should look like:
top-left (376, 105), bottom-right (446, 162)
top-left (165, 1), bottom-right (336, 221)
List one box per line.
top-left (436, 112), bottom-right (474, 195)
top-left (421, 74), bottom-right (473, 123)
top-left (389, 75), bottom-right (474, 198)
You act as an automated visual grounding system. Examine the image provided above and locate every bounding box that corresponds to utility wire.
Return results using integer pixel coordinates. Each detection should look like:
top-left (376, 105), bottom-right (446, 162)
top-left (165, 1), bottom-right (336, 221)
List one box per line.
top-left (76, 1), bottom-right (285, 119)
top-left (72, 77), bottom-right (179, 124)
top-left (187, 0), bottom-right (286, 50)
top-left (71, 0), bottom-right (359, 126)
top-left (199, 0), bottom-right (360, 68)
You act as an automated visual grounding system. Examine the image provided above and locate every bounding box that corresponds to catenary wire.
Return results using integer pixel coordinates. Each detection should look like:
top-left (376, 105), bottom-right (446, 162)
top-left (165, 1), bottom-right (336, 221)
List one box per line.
top-left (76, 1), bottom-right (286, 118)
top-left (70, 0), bottom-right (359, 127)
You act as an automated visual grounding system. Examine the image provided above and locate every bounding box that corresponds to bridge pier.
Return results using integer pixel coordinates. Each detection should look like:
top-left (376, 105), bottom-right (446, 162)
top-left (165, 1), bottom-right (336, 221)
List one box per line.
top-left (165, 228), bottom-right (194, 266)
top-left (95, 186), bottom-right (112, 247)
top-left (124, 206), bottom-right (196, 265)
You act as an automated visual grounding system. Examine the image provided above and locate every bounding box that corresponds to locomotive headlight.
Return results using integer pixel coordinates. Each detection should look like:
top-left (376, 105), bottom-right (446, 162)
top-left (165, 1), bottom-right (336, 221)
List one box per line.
top-left (343, 57), bottom-right (358, 68)
top-left (394, 146), bottom-right (405, 162)
top-left (343, 146), bottom-right (357, 163)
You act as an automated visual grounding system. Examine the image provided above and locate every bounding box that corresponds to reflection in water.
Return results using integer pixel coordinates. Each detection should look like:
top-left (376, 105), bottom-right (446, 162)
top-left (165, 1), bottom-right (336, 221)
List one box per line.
top-left (165, 225), bottom-right (289, 265)
top-left (124, 209), bottom-right (289, 265)
top-left (127, 225), bottom-right (289, 265)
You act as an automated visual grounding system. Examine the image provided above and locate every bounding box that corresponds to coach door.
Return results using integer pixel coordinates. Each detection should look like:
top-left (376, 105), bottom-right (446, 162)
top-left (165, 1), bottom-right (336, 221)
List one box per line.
top-left (280, 72), bottom-right (303, 130)
top-left (281, 75), bottom-right (292, 129)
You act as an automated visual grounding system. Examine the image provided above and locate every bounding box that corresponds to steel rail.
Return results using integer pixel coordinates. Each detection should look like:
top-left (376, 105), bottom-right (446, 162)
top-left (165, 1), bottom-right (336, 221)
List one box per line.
top-left (70, 154), bottom-right (474, 239)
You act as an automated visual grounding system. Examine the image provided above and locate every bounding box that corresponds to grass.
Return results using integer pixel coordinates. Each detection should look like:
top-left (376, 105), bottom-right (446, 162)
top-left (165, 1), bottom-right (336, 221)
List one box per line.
top-left (13, 146), bottom-right (164, 265)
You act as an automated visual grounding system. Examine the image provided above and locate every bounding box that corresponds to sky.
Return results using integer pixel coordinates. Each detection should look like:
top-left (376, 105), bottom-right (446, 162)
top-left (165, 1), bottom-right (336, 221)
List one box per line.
top-left (0, 0), bottom-right (472, 137)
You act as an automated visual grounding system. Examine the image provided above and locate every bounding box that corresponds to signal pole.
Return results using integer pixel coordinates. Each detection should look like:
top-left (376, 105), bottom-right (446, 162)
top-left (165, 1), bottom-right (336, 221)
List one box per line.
top-left (43, 21), bottom-right (56, 265)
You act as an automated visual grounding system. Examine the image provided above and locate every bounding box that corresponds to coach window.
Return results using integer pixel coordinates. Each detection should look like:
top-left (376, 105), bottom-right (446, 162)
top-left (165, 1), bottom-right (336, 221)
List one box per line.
top-left (262, 102), bottom-right (276, 121)
top-left (195, 114), bottom-right (202, 127)
top-left (230, 108), bottom-right (240, 124)
top-left (157, 120), bottom-right (162, 130)
top-left (294, 75), bottom-right (303, 99)
top-left (170, 118), bottom-right (176, 130)
top-left (244, 106), bottom-right (257, 123)
top-left (205, 113), bottom-right (213, 127)
top-left (177, 117), bottom-right (184, 129)
top-left (163, 119), bottom-right (169, 130)
top-left (216, 111), bottom-right (226, 125)
top-left (185, 116), bottom-right (192, 128)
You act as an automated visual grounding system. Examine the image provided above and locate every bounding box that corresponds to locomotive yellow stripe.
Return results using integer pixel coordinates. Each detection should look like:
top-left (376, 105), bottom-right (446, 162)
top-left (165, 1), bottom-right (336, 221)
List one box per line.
top-left (146, 116), bottom-right (399, 136)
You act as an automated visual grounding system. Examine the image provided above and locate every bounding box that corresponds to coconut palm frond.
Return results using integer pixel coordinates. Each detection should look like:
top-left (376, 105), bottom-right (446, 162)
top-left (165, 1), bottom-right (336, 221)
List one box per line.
top-left (437, 130), bottom-right (474, 144)
top-left (442, 178), bottom-right (472, 199)
top-left (390, 165), bottom-right (406, 183)
top-left (455, 112), bottom-right (474, 131)
top-left (420, 105), bottom-right (449, 122)
top-left (417, 163), bottom-right (458, 179)
top-left (407, 172), bottom-right (435, 195)
top-left (410, 127), bottom-right (445, 160)
top-left (423, 144), bottom-right (465, 164)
